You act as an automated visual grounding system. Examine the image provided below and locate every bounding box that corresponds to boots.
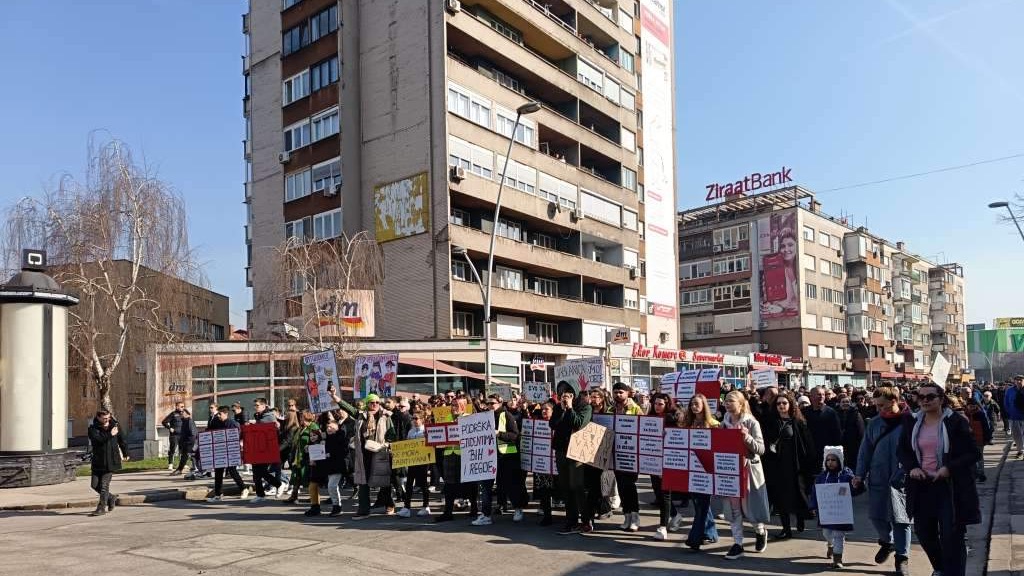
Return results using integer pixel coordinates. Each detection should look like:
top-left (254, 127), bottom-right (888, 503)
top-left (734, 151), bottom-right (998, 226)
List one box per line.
top-left (329, 505), bottom-right (342, 517)
top-left (831, 552), bottom-right (844, 569)
top-left (107, 494), bottom-right (117, 512)
top-left (894, 555), bottom-right (910, 576)
top-left (303, 504), bottom-right (321, 516)
top-left (91, 497), bottom-right (107, 517)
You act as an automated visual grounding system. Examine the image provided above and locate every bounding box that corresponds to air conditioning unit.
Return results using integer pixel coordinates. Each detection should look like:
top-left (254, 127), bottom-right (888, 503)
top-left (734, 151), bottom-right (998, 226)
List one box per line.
top-left (570, 209), bottom-right (584, 223)
top-left (278, 151), bottom-right (291, 164)
top-left (629, 267), bottom-right (638, 280)
top-left (445, 0), bottom-right (462, 14)
top-left (713, 244), bottom-right (723, 253)
top-left (324, 183), bottom-right (340, 197)
top-left (449, 165), bottom-right (466, 182)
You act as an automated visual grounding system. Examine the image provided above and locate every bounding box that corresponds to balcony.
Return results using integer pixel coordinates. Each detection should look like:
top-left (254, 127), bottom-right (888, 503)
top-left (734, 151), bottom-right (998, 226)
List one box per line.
top-left (242, 54), bottom-right (250, 74)
top-left (245, 266), bottom-right (253, 288)
top-left (243, 138), bottom-right (252, 160)
top-left (451, 275), bottom-right (640, 326)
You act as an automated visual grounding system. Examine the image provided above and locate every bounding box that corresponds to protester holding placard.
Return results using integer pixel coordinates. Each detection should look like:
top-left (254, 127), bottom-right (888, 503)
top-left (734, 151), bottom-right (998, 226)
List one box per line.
top-left (472, 394), bottom-right (525, 526)
top-left (206, 406), bottom-right (249, 503)
top-left (809, 446), bottom-right (857, 569)
top-left (680, 394), bottom-right (721, 552)
top-left (330, 389), bottom-right (397, 519)
top-left (763, 392), bottom-right (817, 540)
top-left (316, 419), bottom-right (350, 517)
top-left (531, 401), bottom-right (559, 526)
top-left (247, 398), bottom-right (283, 502)
top-left (612, 382), bottom-right (644, 533)
top-left (435, 397), bottom-right (480, 522)
top-left (588, 388), bottom-right (617, 521)
top-left (397, 410), bottom-right (432, 518)
top-left (552, 380), bottom-right (593, 534)
top-left (646, 393), bottom-right (679, 541)
top-left (284, 410), bottom-right (319, 505)
top-left (720, 391), bottom-right (770, 560)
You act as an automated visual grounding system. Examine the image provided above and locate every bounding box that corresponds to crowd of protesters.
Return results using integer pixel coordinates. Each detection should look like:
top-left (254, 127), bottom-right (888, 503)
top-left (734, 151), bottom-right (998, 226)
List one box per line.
top-left (132, 374), bottom-right (1024, 576)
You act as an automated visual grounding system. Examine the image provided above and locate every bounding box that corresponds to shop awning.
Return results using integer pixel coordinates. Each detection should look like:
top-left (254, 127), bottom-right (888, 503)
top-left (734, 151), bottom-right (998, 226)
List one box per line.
top-left (399, 357), bottom-right (508, 386)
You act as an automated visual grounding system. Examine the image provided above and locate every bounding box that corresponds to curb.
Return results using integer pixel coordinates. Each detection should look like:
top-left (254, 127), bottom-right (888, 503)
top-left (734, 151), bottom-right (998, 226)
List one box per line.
top-left (0, 487), bottom-right (215, 511)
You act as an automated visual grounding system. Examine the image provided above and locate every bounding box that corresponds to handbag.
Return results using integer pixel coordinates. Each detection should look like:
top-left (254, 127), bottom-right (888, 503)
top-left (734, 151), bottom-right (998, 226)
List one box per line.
top-left (364, 439), bottom-right (385, 453)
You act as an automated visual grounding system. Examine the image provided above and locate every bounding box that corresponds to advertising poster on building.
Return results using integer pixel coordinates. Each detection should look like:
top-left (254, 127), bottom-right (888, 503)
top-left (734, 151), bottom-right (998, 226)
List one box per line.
top-left (198, 428), bottom-right (241, 470)
top-left (374, 172), bottom-right (430, 242)
top-left (520, 418), bottom-right (558, 476)
top-left (301, 350), bottom-right (340, 414)
top-left (353, 352), bottom-right (399, 398)
top-left (459, 411), bottom-right (497, 482)
top-left (757, 211), bottom-right (799, 327)
top-left (301, 289), bottom-right (375, 338)
top-left (241, 422), bottom-right (280, 465)
top-left (639, 0), bottom-right (678, 348)
top-left (661, 428), bottom-right (747, 497)
top-left (554, 356), bottom-right (605, 392)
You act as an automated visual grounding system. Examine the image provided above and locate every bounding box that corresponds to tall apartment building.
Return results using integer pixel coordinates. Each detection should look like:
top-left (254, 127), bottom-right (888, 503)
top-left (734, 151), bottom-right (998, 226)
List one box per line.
top-left (242, 1), bottom-right (677, 369)
top-left (677, 187), bottom-right (967, 387)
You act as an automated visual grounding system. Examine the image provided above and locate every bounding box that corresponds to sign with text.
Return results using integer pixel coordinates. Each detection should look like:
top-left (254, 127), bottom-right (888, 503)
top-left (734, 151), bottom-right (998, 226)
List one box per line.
top-left (661, 427), bottom-right (747, 497)
top-left (750, 369), bottom-right (777, 388)
top-left (241, 423), bottom-right (281, 465)
top-left (706, 166), bottom-right (792, 202)
top-left (431, 405), bottom-right (453, 424)
top-left (567, 422), bottom-right (614, 470)
top-left (661, 369), bottom-right (722, 412)
top-left (307, 443), bottom-right (326, 461)
top-left (815, 483), bottom-right (855, 525)
top-left (489, 383), bottom-right (513, 401)
top-left (459, 411), bottom-right (497, 482)
top-left (554, 356), bottom-right (605, 392)
top-left (301, 350), bottom-right (340, 414)
top-left (390, 438), bottom-right (436, 468)
top-left (301, 289), bottom-right (375, 338)
top-left (930, 352), bottom-right (951, 384)
top-left (520, 417), bottom-right (558, 476)
top-left (425, 423), bottom-right (460, 447)
top-left (612, 415), bottom-right (665, 475)
top-left (198, 428), bottom-right (241, 470)
top-left (353, 352), bottom-right (399, 399)
top-left (524, 381), bottom-right (551, 403)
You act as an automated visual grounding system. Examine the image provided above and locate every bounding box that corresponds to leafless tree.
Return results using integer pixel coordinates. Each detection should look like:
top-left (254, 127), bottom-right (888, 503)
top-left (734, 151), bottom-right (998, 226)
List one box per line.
top-left (1, 138), bottom-right (206, 413)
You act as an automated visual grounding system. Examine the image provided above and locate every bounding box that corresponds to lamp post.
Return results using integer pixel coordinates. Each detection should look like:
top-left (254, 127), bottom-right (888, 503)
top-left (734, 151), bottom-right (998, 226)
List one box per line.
top-left (988, 201), bottom-right (1024, 244)
top-left (479, 101), bottom-right (541, 393)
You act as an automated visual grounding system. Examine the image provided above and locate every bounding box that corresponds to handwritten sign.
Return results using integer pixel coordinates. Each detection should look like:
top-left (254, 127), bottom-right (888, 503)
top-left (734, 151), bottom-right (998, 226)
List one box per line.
top-left (242, 423), bottom-right (280, 465)
top-left (432, 405), bottom-right (453, 423)
top-left (307, 443), bottom-right (326, 461)
top-left (198, 428), bottom-right (241, 469)
top-left (815, 483), bottom-right (855, 525)
top-left (554, 356), bottom-right (605, 392)
top-left (524, 381), bottom-right (551, 403)
top-left (750, 369), bottom-right (776, 388)
top-left (391, 438), bottom-right (436, 468)
top-left (567, 422), bottom-right (613, 469)
top-left (459, 412), bottom-right (497, 482)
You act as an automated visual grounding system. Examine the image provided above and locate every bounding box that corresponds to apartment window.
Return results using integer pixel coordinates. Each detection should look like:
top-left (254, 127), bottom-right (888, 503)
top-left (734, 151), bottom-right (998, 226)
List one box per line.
top-left (624, 288), bottom-right (639, 309)
top-left (803, 225), bottom-right (815, 241)
top-left (831, 262), bottom-right (843, 277)
top-left (682, 260), bottom-right (712, 280)
top-left (831, 235), bottom-right (841, 250)
top-left (806, 283), bottom-right (817, 299)
top-left (282, 23), bottom-right (309, 56)
top-left (448, 136), bottom-right (494, 179)
top-left (819, 232), bottom-right (831, 247)
top-left (282, 70), bottom-right (310, 105)
top-left (311, 107), bottom-right (339, 141)
top-left (495, 266), bottom-right (523, 291)
top-left (622, 209), bottom-right (638, 231)
top-left (311, 157), bottom-right (341, 191)
top-left (285, 168), bottom-right (312, 202)
top-left (581, 190), bottom-right (622, 226)
top-left (450, 207), bottom-right (470, 226)
top-left (527, 232), bottom-right (553, 250)
top-left (285, 217), bottom-right (308, 240)
top-left (283, 0), bottom-right (302, 8)
top-left (311, 57), bottom-right (339, 91)
top-left (713, 225), bottom-right (747, 249)
top-left (577, 58), bottom-right (605, 93)
top-left (536, 321), bottom-right (558, 343)
top-left (497, 156), bottom-right (537, 194)
top-left (621, 128), bottom-right (636, 152)
top-left (447, 84), bottom-right (492, 129)
top-left (284, 120), bottom-right (310, 151)
top-left (621, 167), bottom-right (637, 192)
top-left (803, 254), bottom-right (816, 271)
top-left (310, 5), bottom-right (338, 42)
top-left (451, 260), bottom-right (469, 281)
top-left (808, 344), bottom-right (819, 357)
top-left (496, 108), bottom-right (535, 147)
top-left (681, 288), bottom-right (711, 307)
top-left (477, 8), bottom-right (523, 44)
top-left (820, 259), bottom-right (831, 275)
top-left (696, 321), bottom-right (714, 336)
top-left (453, 311), bottom-right (474, 337)
top-left (619, 9), bottom-right (633, 30)
top-left (620, 88), bottom-right (636, 111)
top-left (821, 346), bottom-right (835, 359)
top-left (289, 271), bottom-right (307, 297)
top-left (620, 50), bottom-right (635, 73)
top-left (713, 254), bottom-right (750, 275)
top-left (496, 218), bottom-right (522, 241)
top-left (312, 209), bottom-right (342, 240)
top-left (535, 277), bottom-right (558, 297)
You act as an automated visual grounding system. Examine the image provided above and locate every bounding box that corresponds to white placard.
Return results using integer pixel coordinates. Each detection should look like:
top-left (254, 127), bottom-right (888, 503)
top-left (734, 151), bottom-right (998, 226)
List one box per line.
top-left (308, 443), bottom-right (327, 461)
top-left (750, 369), bottom-right (776, 388)
top-left (690, 429), bottom-right (712, 450)
top-left (930, 353), bottom-right (951, 386)
top-left (639, 454), bottom-right (663, 475)
top-left (615, 415), bottom-right (639, 434)
top-left (533, 419), bottom-right (551, 435)
top-left (520, 453), bottom-right (533, 471)
top-left (815, 483), bottom-right (855, 525)
top-left (426, 426), bottom-right (448, 445)
top-left (459, 411), bottom-right (497, 482)
top-left (524, 381), bottom-right (551, 403)
top-left (615, 452), bottom-right (638, 472)
top-left (639, 416), bottom-right (664, 437)
top-left (535, 455), bottom-right (552, 475)
top-left (663, 448), bottom-right (689, 470)
top-left (714, 473), bottom-right (741, 497)
top-left (639, 435), bottom-right (663, 456)
top-left (554, 356), bottom-right (605, 390)
top-left (532, 435), bottom-right (551, 454)
top-left (520, 436), bottom-right (534, 454)
top-left (615, 433), bottom-right (638, 453)
top-left (714, 452), bottom-right (740, 475)
top-left (689, 450), bottom-right (707, 473)
top-left (688, 471), bottom-right (713, 494)
top-left (664, 428), bottom-right (690, 449)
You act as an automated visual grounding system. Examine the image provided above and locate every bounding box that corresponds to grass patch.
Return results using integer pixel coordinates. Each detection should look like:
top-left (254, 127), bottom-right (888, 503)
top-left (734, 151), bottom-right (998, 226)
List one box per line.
top-left (76, 457), bottom-right (170, 477)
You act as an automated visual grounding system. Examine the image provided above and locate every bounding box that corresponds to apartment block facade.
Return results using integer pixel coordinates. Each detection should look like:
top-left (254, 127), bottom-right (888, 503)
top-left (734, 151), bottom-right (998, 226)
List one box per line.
top-left (242, 0), bottom-right (677, 370)
top-left (677, 188), bottom-right (967, 387)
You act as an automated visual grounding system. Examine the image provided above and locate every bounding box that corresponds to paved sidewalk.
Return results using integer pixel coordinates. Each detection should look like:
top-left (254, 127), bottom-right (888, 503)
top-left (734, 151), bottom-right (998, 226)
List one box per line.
top-left (0, 470), bottom-right (213, 510)
top-left (988, 434), bottom-right (1023, 576)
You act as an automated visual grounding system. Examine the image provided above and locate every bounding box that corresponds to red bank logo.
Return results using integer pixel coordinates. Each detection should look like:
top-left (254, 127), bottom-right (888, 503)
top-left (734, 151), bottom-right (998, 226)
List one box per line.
top-left (706, 166), bottom-right (792, 201)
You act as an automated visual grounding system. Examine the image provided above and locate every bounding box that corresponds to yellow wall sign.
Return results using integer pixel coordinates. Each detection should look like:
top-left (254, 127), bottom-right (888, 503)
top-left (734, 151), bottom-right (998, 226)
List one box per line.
top-left (374, 172), bottom-right (430, 242)
top-left (432, 405), bottom-right (453, 423)
top-left (390, 438), bottom-right (436, 468)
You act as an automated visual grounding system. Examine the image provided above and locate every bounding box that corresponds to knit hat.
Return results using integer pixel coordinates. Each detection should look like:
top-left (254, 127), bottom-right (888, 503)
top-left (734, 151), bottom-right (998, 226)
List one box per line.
top-left (797, 395), bottom-right (811, 407)
top-left (823, 445), bottom-right (844, 468)
top-left (365, 393), bottom-right (381, 404)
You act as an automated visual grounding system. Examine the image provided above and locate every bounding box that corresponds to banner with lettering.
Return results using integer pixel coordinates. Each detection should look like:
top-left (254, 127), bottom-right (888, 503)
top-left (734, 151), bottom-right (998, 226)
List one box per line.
top-left (241, 422), bottom-right (280, 465)
top-left (661, 369), bottom-right (722, 411)
top-left (520, 417), bottom-right (558, 476)
top-left (554, 356), bottom-right (605, 392)
top-left (459, 411), bottom-right (497, 482)
top-left (661, 427), bottom-right (747, 497)
top-left (612, 414), bottom-right (665, 475)
top-left (198, 428), bottom-right (242, 470)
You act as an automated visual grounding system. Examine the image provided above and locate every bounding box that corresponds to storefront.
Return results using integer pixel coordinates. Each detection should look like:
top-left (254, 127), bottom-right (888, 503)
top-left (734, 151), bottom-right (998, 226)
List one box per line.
top-left (748, 352), bottom-right (812, 389)
top-left (611, 343), bottom-right (749, 394)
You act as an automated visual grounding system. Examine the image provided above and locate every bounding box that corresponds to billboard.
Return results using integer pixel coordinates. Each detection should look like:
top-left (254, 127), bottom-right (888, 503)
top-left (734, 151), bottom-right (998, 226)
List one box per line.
top-left (639, 0), bottom-right (678, 346)
top-left (301, 289), bottom-right (375, 338)
top-left (994, 318), bottom-right (1024, 329)
top-left (374, 172), bottom-right (430, 242)
top-left (756, 211), bottom-right (799, 327)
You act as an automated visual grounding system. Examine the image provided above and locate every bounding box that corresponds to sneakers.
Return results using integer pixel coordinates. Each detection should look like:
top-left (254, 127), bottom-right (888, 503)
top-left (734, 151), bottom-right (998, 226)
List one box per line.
top-left (169, 470), bottom-right (181, 476)
top-left (512, 509), bottom-right (524, 522)
top-left (329, 505), bottom-right (342, 517)
top-left (653, 526), bottom-right (668, 541)
top-left (627, 512), bottom-right (639, 532)
top-left (251, 496), bottom-right (266, 504)
top-left (724, 543), bottom-right (744, 560)
top-left (266, 487), bottom-right (277, 496)
top-left (874, 542), bottom-right (894, 564)
top-left (832, 553), bottom-right (844, 569)
top-left (894, 554), bottom-right (910, 576)
top-left (577, 522), bottom-right (594, 534)
top-left (397, 507), bottom-right (412, 518)
top-left (206, 495), bottom-right (222, 503)
top-left (303, 505), bottom-right (321, 516)
top-left (167, 464), bottom-right (175, 471)
top-left (471, 514), bottom-right (493, 526)
top-left (754, 530), bottom-right (767, 553)
top-left (620, 514), bottom-right (631, 530)
top-left (668, 514), bottom-right (683, 532)
top-left (418, 507), bottom-right (432, 517)
top-left (239, 488), bottom-right (251, 500)
top-left (826, 544), bottom-right (834, 559)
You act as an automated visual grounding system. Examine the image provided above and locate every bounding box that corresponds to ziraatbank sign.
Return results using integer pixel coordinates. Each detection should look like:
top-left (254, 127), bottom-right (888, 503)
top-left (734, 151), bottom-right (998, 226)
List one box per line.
top-left (706, 166), bottom-right (792, 202)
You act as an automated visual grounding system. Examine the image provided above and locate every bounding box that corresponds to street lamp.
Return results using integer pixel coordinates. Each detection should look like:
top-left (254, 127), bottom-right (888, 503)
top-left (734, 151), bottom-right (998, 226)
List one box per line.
top-left (481, 101), bottom-right (541, 393)
top-left (988, 201), bottom-right (1024, 244)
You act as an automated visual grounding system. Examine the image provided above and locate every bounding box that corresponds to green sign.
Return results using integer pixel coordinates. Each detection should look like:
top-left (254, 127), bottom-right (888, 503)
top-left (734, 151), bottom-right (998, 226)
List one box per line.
top-left (968, 329), bottom-right (1024, 354)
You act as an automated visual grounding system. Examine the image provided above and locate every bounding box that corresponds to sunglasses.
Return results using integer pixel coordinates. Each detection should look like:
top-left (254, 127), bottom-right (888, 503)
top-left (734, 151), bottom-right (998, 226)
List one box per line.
top-left (917, 393), bottom-right (940, 401)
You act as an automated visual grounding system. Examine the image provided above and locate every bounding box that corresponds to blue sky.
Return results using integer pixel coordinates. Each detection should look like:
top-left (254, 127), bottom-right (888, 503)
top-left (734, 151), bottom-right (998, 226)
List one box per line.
top-left (0, 1), bottom-right (1021, 328)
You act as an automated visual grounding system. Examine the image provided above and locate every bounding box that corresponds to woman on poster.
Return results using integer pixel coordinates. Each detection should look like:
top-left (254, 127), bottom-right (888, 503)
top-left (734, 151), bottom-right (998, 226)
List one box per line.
top-left (759, 215), bottom-right (799, 319)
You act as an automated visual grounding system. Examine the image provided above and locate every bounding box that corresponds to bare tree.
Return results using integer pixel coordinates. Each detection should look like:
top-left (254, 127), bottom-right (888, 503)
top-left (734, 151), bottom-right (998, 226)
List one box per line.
top-left (1, 138), bottom-right (205, 413)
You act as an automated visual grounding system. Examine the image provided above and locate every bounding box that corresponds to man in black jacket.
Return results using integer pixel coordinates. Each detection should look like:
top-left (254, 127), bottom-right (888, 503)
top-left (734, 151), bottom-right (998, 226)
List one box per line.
top-left (161, 402), bottom-right (185, 471)
top-left (88, 410), bottom-right (129, 516)
top-left (804, 386), bottom-right (842, 467)
top-left (551, 381), bottom-right (593, 534)
top-left (249, 397), bottom-right (283, 502)
top-left (171, 409), bottom-right (198, 475)
top-left (205, 406), bottom-right (249, 502)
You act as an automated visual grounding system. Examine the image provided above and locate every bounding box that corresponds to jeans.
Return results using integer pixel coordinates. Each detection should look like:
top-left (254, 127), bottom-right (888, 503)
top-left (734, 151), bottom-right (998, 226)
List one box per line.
top-left (404, 465), bottom-right (429, 509)
top-left (1010, 420), bottom-right (1024, 453)
top-left (214, 467), bottom-right (245, 496)
top-left (686, 493), bottom-right (718, 546)
top-left (914, 480), bottom-right (966, 576)
top-left (251, 464), bottom-right (281, 497)
top-left (727, 496), bottom-right (765, 546)
top-left (174, 440), bottom-right (194, 472)
top-left (823, 528), bottom-right (847, 555)
top-left (326, 473), bottom-right (343, 506)
top-left (91, 472), bottom-right (112, 503)
top-left (357, 484), bottom-right (393, 515)
top-left (870, 517), bottom-right (912, 557)
top-left (650, 475), bottom-right (678, 526)
top-left (614, 471), bottom-right (639, 514)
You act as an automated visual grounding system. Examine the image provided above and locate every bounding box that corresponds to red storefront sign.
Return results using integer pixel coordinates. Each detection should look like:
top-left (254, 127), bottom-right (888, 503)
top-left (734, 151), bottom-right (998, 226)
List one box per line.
top-left (751, 352), bottom-right (789, 366)
top-left (631, 343), bottom-right (725, 364)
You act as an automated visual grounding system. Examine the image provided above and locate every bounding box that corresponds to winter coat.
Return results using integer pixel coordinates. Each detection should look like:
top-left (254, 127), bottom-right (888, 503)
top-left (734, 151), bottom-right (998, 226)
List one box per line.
top-left (161, 410), bottom-right (184, 435)
top-left (762, 416), bottom-right (817, 518)
top-left (855, 411), bottom-right (910, 524)
top-left (391, 409), bottom-right (412, 441)
top-left (178, 418), bottom-right (198, 443)
top-left (311, 428), bottom-right (349, 481)
top-left (337, 399), bottom-right (395, 487)
top-left (837, 407), bottom-right (865, 471)
top-left (898, 408), bottom-right (981, 526)
top-left (804, 405), bottom-right (842, 461)
top-left (722, 412), bottom-right (770, 523)
top-left (208, 415), bottom-right (240, 431)
top-left (88, 418), bottom-right (129, 473)
top-left (810, 466), bottom-right (857, 531)
top-left (1005, 385), bottom-right (1024, 421)
top-left (552, 401), bottom-right (592, 454)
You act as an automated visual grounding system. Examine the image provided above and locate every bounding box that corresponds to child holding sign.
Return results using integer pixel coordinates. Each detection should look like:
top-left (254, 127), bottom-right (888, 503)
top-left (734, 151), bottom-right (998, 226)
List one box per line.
top-left (810, 446), bottom-right (856, 569)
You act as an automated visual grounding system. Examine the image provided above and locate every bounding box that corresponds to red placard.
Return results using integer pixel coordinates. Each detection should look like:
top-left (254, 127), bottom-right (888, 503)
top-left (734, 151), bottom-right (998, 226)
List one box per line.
top-left (242, 422), bottom-right (281, 465)
top-left (661, 428), bottom-right (747, 498)
top-left (424, 423), bottom-right (459, 447)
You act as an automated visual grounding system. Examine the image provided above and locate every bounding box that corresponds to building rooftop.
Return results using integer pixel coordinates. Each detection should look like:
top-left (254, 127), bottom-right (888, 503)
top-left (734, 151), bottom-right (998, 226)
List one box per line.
top-left (678, 186), bottom-right (816, 226)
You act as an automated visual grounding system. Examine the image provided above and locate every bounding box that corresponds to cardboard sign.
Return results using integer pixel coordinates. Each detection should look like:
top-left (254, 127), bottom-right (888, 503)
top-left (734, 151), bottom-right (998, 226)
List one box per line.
top-left (432, 405), bottom-right (453, 424)
top-left (815, 483), bottom-right (855, 525)
top-left (661, 427), bottom-right (747, 497)
top-left (354, 352), bottom-right (399, 399)
top-left (750, 369), bottom-right (776, 388)
top-left (567, 422), bottom-right (614, 470)
top-left (489, 383), bottom-right (513, 401)
top-left (301, 350), bottom-right (340, 413)
top-left (459, 412), bottom-right (497, 482)
top-left (519, 417), bottom-right (557, 476)
top-left (554, 356), bottom-right (605, 391)
top-left (198, 428), bottom-right (241, 469)
top-left (390, 438), bottom-right (436, 468)
top-left (242, 422), bottom-right (281, 465)
top-left (524, 381), bottom-right (551, 403)
top-left (930, 352), bottom-right (951, 385)
top-left (425, 423), bottom-right (459, 447)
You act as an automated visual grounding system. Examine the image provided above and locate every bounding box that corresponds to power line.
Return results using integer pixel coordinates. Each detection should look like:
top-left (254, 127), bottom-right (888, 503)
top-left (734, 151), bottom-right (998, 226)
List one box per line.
top-left (815, 152), bottom-right (1024, 193)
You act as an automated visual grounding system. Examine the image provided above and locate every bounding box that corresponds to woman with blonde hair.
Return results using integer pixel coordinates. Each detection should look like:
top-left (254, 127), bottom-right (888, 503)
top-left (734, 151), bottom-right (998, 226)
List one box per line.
top-left (681, 393), bottom-right (721, 551)
top-left (720, 390), bottom-right (770, 560)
